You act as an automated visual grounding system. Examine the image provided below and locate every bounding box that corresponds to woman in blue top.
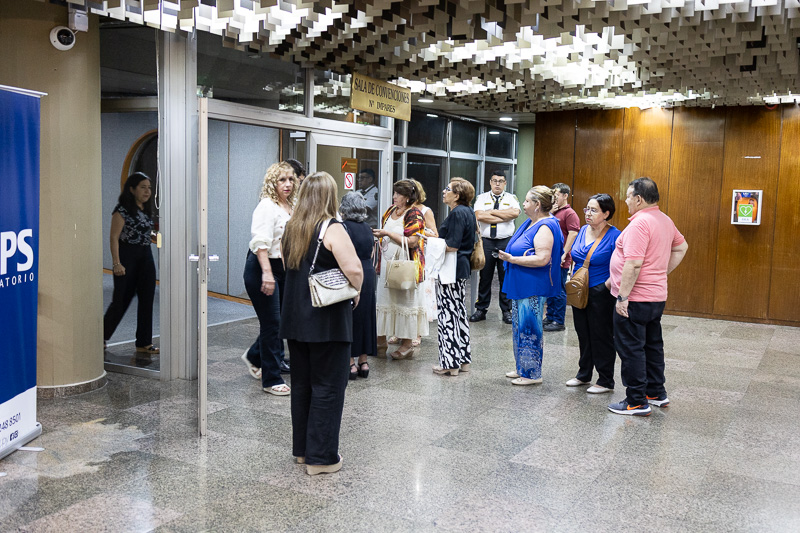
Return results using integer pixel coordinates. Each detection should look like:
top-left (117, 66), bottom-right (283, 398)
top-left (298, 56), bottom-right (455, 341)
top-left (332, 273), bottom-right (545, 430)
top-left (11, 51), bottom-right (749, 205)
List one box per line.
top-left (566, 194), bottom-right (622, 394)
top-left (498, 186), bottom-right (563, 385)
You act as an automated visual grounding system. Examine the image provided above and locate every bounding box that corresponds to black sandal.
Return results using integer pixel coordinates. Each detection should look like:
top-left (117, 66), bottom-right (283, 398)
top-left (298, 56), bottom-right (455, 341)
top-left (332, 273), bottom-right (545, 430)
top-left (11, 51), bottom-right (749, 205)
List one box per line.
top-left (349, 363), bottom-right (358, 380)
top-left (358, 361), bottom-right (370, 379)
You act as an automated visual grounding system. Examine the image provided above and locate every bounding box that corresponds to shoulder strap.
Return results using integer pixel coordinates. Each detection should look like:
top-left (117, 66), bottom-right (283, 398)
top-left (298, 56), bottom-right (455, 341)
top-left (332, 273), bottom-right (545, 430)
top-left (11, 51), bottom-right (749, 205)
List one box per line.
top-left (583, 225), bottom-right (610, 268)
top-left (309, 219), bottom-right (333, 274)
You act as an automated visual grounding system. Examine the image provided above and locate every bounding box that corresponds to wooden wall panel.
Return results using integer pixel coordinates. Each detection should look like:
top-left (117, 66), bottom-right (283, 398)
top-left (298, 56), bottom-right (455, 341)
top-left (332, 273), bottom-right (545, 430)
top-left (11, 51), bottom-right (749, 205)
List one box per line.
top-left (769, 105), bottom-right (800, 322)
top-left (665, 108), bottom-right (726, 314)
top-left (620, 107), bottom-right (674, 214)
top-left (533, 111), bottom-right (575, 190)
top-left (573, 109), bottom-right (624, 221)
top-left (713, 107), bottom-right (782, 319)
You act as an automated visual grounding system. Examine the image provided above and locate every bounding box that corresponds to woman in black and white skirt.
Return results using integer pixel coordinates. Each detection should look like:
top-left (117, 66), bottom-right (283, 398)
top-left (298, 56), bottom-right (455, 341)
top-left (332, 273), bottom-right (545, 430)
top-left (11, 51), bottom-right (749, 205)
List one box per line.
top-left (433, 177), bottom-right (476, 376)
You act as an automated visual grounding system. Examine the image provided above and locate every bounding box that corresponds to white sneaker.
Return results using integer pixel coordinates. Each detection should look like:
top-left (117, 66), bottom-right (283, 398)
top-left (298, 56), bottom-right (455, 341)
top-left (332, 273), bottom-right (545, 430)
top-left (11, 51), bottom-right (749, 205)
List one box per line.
top-left (505, 371), bottom-right (520, 378)
top-left (587, 384), bottom-right (613, 394)
top-left (566, 378), bottom-right (590, 387)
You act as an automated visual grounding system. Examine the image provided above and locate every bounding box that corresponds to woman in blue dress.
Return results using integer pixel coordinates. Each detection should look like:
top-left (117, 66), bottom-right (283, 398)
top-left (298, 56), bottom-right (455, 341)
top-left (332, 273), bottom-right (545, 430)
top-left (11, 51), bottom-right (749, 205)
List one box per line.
top-left (566, 194), bottom-right (622, 394)
top-left (498, 185), bottom-right (563, 385)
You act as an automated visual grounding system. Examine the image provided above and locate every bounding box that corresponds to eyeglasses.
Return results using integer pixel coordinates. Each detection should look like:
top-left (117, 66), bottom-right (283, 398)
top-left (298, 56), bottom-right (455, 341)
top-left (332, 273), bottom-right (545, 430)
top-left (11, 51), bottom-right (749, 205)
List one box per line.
top-left (443, 186), bottom-right (452, 192)
top-left (490, 179), bottom-right (506, 184)
top-left (583, 208), bottom-right (600, 214)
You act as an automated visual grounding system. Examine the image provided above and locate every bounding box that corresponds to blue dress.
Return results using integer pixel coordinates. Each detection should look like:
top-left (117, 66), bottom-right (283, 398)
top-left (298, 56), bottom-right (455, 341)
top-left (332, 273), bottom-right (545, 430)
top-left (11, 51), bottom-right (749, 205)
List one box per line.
top-left (502, 216), bottom-right (563, 380)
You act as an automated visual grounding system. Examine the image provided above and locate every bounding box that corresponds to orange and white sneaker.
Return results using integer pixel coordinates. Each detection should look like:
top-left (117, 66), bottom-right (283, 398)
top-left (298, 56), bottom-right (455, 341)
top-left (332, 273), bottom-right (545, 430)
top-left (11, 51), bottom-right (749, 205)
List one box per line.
top-left (646, 395), bottom-right (670, 408)
top-left (608, 399), bottom-right (652, 416)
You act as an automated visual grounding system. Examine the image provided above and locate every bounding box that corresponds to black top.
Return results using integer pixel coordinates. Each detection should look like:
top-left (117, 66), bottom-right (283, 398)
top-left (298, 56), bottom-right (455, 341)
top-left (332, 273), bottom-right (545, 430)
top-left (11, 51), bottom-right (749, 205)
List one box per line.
top-left (439, 204), bottom-right (477, 280)
top-left (280, 220), bottom-right (353, 343)
top-left (343, 220), bottom-right (374, 261)
top-left (114, 204), bottom-right (153, 246)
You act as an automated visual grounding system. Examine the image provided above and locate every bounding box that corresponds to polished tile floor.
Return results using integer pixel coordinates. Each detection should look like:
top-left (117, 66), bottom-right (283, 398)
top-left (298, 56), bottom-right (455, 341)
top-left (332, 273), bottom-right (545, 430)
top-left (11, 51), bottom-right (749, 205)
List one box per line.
top-left (3, 308), bottom-right (800, 532)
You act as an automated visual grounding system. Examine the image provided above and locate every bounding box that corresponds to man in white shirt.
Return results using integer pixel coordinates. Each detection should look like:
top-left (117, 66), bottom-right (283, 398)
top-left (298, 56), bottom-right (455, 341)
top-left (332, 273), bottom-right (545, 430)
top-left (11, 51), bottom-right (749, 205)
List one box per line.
top-left (470, 171), bottom-right (520, 324)
top-left (356, 168), bottom-right (379, 228)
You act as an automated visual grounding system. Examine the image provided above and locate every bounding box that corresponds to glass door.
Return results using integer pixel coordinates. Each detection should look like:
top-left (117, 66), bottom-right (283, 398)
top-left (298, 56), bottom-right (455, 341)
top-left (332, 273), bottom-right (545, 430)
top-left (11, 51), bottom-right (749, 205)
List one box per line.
top-left (308, 132), bottom-right (392, 228)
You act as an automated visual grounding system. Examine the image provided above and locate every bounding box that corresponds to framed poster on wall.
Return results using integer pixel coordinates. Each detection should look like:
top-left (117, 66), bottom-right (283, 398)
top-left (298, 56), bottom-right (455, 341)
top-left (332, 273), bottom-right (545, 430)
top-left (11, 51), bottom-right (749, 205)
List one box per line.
top-left (731, 189), bottom-right (762, 225)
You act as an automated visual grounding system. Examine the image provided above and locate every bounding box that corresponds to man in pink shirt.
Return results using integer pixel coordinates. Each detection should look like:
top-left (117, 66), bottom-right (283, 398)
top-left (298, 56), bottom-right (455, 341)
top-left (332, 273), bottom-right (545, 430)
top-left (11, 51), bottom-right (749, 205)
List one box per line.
top-left (607, 177), bottom-right (688, 416)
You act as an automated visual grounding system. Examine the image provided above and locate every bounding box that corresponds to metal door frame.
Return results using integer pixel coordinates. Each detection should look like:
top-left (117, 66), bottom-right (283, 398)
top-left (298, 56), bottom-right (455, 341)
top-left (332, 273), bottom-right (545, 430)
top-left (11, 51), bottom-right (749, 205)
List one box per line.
top-left (196, 99), bottom-right (392, 436)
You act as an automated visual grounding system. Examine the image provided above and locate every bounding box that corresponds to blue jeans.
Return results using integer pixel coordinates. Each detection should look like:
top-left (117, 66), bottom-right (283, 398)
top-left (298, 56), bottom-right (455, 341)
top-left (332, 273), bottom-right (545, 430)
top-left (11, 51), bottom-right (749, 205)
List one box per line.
top-left (545, 267), bottom-right (569, 324)
top-left (243, 252), bottom-right (285, 389)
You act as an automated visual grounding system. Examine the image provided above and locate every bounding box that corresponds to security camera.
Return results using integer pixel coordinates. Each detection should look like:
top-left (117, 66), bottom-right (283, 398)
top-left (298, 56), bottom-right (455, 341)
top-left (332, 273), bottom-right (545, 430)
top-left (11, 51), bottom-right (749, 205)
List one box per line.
top-left (50, 26), bottom-right (76, 51)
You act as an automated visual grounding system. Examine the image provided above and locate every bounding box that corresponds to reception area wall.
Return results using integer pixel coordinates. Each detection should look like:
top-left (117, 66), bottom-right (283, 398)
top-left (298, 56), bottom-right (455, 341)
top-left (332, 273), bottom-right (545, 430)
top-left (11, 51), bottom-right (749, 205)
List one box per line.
top-left (533, 105), bottom-right (800, 325)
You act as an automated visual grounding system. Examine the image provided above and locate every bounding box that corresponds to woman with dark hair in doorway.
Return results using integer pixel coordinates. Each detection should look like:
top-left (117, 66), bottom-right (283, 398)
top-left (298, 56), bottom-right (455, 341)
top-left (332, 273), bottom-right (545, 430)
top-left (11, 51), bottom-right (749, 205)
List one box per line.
top-left (103, 172), bottom-right (158, 354)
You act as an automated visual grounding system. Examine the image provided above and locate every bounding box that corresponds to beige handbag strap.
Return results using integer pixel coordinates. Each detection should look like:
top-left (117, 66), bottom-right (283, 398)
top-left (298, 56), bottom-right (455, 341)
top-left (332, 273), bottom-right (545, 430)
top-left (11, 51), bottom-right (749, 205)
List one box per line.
top-left (583, 225), bottom-right (610, 268)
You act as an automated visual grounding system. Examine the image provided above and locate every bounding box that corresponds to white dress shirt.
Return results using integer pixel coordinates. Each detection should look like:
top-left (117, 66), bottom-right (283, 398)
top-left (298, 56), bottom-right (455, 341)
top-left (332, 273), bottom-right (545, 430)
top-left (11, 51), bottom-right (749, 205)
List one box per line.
top-left (248, 197), bottom-right (291, 257)
top-left (473, 191), bottom-right (520, 239)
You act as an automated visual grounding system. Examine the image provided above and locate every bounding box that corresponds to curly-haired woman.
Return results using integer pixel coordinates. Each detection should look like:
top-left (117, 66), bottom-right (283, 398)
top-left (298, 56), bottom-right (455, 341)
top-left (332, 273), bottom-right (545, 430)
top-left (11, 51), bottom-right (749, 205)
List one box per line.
top-left (241, 162), bottom-right (298, 396)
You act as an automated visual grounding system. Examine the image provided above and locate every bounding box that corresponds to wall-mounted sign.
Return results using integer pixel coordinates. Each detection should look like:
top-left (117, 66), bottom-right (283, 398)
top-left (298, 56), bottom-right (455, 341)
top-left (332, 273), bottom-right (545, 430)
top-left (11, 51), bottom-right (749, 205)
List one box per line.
top-left (350, 72), bottom-right (411, 122)
top-left (344, 172), bottom-right (355, 190)
top-left (731, 189), bottom-right (762, 225)
top-left (341, 158), bottom-right (358, 173)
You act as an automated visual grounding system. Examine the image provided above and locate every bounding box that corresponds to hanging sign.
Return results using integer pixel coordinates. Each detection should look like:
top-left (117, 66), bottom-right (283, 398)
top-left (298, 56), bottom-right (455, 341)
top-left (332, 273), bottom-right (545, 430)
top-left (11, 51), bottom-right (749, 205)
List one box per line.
top-left (0, 87), bottom-right (43, 460)
top-left (350, 72), bottom-right (411, 122)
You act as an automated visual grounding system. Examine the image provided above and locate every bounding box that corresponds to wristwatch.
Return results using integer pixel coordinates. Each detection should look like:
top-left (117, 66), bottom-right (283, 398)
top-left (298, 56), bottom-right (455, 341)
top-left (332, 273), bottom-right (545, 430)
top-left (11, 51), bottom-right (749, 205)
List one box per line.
top-left (616, 295), bottom-right (628, 302)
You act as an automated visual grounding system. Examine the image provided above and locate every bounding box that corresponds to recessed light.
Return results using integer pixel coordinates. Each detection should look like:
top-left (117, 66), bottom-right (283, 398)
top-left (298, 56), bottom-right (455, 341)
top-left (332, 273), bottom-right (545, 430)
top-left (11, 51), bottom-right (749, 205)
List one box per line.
top-left (418, 97), bottom-right (434, 103)
top-left (488, 130), bottom-right (500, 135)
top-left (499, 117), bottom-right (512, 121)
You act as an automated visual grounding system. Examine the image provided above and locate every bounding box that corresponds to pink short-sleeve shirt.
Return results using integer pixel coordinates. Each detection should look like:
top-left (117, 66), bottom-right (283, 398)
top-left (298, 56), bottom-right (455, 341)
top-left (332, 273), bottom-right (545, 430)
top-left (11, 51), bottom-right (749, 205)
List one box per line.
top-left (609, 206), bottom-right (685, 302)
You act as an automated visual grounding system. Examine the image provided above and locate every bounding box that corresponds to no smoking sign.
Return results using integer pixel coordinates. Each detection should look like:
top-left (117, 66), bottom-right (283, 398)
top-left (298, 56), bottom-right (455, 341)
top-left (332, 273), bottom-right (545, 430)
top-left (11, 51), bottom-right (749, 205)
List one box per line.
top-left (344, 171), bottom-right (356, 190)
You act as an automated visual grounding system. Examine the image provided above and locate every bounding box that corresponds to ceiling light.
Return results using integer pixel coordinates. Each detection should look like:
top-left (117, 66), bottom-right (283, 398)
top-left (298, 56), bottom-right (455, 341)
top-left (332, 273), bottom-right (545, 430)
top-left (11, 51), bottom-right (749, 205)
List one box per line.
top-left (427, 114), bottom-right (439, 118)
top-left (488, 130), bottom-right (500, 135)
top-left (499, 117), bottom-right (512, 121)
top-left (418, 97), bottom-right (434, 103)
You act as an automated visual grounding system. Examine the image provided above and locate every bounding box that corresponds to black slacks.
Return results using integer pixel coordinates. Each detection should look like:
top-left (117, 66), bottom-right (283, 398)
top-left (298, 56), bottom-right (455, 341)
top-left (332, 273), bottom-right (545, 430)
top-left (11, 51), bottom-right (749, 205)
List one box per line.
top-left (475, 236), bottom-right (511, 312)
top-left (103, 242), bottom-right (156, 347)
top-left (571, 283), bottom-right (617, 388)
top-left (289, 339), bottom-right (350, 466)
top-left (613, 301), bottom-right (667, 405)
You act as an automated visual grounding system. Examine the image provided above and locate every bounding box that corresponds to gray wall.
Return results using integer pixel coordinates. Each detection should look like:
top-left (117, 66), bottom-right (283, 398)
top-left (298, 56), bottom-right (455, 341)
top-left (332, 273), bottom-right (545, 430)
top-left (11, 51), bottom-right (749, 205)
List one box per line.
top-left (208, 120), bottom-right (280, 297)
top-left (101, 111), bottom-right (159, 270)
top-left (101, 114), bottom-right (279, 297)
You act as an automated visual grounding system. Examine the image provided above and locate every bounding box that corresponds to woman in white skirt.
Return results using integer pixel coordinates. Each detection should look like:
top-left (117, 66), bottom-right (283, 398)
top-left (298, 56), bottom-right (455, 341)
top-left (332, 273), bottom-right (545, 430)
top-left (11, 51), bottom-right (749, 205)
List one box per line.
top-left (373, 180), bottom-right (429, 360)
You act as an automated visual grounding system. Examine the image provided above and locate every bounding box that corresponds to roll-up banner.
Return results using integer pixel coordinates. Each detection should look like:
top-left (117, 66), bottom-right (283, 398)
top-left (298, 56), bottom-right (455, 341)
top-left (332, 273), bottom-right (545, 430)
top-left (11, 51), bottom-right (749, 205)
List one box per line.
top-left (0, 86), bottom-right (44, 460)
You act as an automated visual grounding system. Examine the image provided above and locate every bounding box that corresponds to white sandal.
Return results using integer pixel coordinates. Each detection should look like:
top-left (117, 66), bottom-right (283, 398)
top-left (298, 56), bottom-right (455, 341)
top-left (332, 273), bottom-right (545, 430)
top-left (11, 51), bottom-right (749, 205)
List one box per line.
top-left (264, 384), bottom-right (290, 396)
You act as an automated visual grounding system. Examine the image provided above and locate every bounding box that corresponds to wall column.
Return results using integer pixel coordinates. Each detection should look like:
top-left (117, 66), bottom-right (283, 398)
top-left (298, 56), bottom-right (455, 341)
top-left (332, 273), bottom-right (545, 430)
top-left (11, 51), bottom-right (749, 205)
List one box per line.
top-left (0, 3), bottom-right (106, 396)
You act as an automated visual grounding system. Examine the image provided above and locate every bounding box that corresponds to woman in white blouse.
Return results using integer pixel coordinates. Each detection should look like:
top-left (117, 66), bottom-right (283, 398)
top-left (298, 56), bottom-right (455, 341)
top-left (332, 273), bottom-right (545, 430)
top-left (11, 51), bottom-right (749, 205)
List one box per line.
top-left (241, 162), bottom-right (297, 395)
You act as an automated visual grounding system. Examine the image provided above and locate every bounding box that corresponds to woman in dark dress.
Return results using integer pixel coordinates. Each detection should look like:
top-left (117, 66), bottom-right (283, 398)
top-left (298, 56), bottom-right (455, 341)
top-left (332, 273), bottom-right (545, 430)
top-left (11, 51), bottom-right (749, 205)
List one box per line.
top-left (280, 172), bottom-right (363, 475)
top-left (340, 192), bottom-right (377, 380)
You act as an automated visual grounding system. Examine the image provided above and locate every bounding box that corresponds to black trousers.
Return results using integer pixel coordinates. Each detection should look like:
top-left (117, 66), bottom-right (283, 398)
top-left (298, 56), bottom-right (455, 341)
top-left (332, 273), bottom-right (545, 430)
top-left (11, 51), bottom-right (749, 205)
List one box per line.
top-left (103, 242), bottom-right (156, 347)
top-left (613, 301), bottom-right (667, 405)
top-left (243, 252), bottom-right (285, 388)
top-left (245, 257), bottom-right (287, 369)
top-left (289, 339), bottom-right (350, 466)
top-left (475, 236), bottom-right (511, 312)
top-left (571, 283), bottom-right (617, 388)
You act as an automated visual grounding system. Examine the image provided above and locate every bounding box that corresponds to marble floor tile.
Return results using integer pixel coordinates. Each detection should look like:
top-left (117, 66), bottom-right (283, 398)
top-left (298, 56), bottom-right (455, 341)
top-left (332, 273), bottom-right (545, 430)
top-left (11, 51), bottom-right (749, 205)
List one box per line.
top-left (3, 311), bottom-right (799, 532)
top-left (19, 493), bottom-right (182, 533)
top-left (682, 470), bottom-right (800, 532)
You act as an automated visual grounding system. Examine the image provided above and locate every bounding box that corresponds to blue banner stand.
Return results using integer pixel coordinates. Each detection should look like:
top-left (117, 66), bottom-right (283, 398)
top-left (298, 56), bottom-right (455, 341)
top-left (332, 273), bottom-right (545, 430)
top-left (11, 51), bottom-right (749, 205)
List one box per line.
top-left (0, 85), bottom-right (46, 461)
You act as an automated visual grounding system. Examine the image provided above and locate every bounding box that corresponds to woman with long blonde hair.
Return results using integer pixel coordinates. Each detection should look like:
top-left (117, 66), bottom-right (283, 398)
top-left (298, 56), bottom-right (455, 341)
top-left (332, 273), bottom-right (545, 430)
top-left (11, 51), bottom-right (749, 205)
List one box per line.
top-left (242, 162), bottom-right (297, 395)
top-left (280, 172), bottom-right (363, 475)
